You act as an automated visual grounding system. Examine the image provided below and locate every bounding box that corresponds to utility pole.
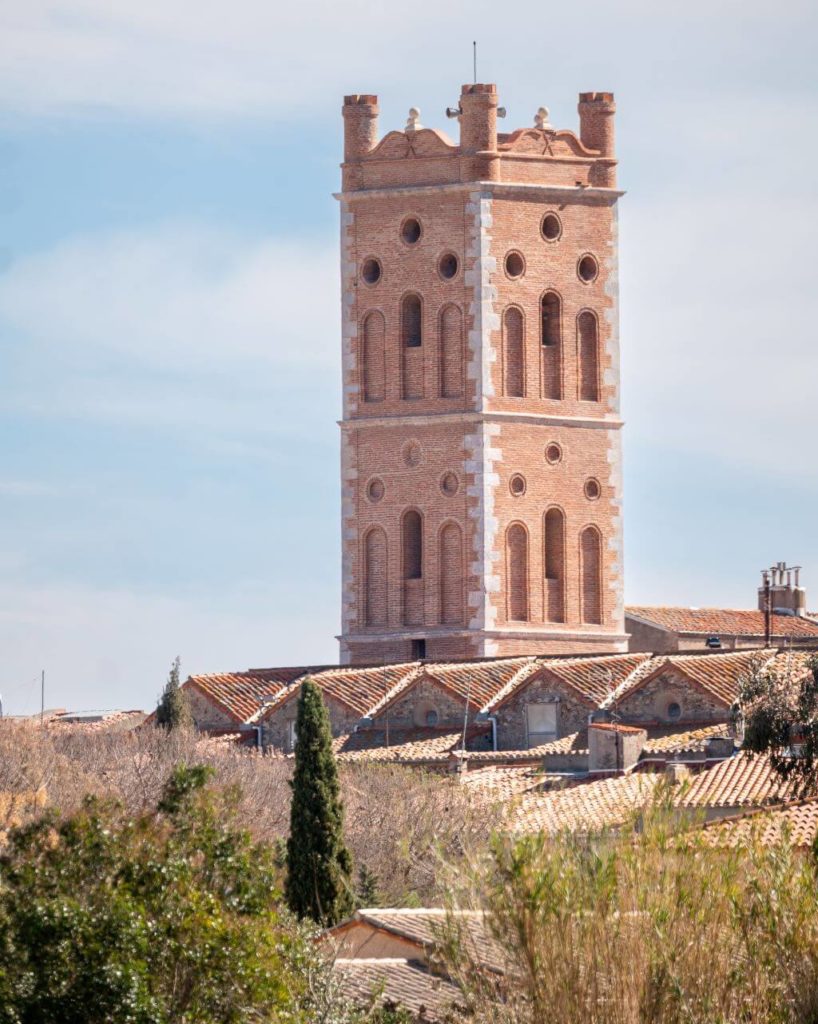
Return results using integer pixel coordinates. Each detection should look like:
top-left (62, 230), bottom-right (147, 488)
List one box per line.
top-left (762, 570), bottom-right (772, 647)
top-left (40, 669), bottom-right (44, 725)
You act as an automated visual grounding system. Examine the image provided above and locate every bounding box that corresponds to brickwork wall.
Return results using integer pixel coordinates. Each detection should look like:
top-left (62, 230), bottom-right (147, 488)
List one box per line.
top-left (262, 695), bottom-right (361, 753)
top-left (371, 676), bottom-right (473, 731)
top-left (493, 673), bottom-right (593, 749)
top-left (615, 669), bottom-right (729, 725)
top-left (339, 86), bottom-right (626, 664)
top-left (185, 685), bottom-right (238, 731)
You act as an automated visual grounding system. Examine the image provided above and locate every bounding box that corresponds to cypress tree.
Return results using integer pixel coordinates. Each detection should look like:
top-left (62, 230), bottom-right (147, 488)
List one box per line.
top-left (155, 656), bottom-right (191, 731)
top-left (285, 679), bottom-right (354, 925)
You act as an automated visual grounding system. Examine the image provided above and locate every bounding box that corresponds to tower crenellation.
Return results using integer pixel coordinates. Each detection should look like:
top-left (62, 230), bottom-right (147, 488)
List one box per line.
top-left (337, 83), bottom-right (627, 664)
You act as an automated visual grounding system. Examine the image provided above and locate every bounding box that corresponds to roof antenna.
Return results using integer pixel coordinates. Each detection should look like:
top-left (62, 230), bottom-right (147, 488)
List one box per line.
top-left (473, 41), bottom-right (477, 84)
top-left (460, 674), bottom-right (472, 754)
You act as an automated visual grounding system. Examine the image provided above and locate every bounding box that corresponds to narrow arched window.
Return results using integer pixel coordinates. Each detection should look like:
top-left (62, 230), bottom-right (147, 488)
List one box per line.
top-left (402, 510), bottom-right (423, 580)
top-left (580, 526), bottom-right (603, 625)
top-left (540, 292), bottom-right (562, 400)
top-left (364, 527), bottom-right (388, 626)
top-left (578, 311), bottom-right (600, 402)
top-left (439, 522), bottom-right (463, 625)
top-left (401, 294), bottom-right (423, 399)
top-left (439, 304), bottom-right (464, 399)
top-left (361, 311), bottom-right (385, 403)
top-left (506, 523), bottom-right (529, 621)
top-left (544, 508), bottom-right (565, 623)
top-left (503, 307), bottom-right (524, 398)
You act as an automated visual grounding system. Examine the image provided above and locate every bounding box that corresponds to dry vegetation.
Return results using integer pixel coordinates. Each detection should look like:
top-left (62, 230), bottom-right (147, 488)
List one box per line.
top-left (0, 720), bottom-right (484, 906)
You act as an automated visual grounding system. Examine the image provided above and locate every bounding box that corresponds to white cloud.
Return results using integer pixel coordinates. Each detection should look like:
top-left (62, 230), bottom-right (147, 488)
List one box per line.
top-left (0, 224), bottom-right (340, 436)
top-left (1, 0), bottom-right (815, 121)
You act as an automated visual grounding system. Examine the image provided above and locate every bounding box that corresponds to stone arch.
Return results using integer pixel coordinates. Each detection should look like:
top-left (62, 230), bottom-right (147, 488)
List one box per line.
top-left (540, 291), bottom-right (562, 400)
top-left (580, 525), bottom-right (603, 625)
top-left (363, 527), bottom-right (388, 626)
top-left (506, 522), bottom-right (529, 622)
top-left (361, 310), bottom-right (385, 403)
top-left (402, 509), bottom-right (424, 626)
top-left (543, 507), bottom-right (566, 623)
top-left (503, 306), bottom-right (525, 398)
top-left (438, 521), bottom-right (464, 625)
top-left (439, 303), bottom-right (464, 399)
top-left (401, 293), bottom-right (423, 400)
top-left (578, 310), bottom-right (600, 402)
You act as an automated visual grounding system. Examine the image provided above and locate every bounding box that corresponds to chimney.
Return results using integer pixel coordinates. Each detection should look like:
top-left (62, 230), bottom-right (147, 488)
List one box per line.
top-left (459, 83), bottom-right (500, 182)
top-left (342, 94), bottom-right (379, 190)
top-left (588, 722), bottom-right (646, 774)
top-left (757, 561), bottom-right (807, 618)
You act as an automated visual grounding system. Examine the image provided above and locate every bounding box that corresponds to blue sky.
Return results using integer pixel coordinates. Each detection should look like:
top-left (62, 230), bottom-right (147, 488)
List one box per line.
top-left (1, 0), bottom-right (816, 714)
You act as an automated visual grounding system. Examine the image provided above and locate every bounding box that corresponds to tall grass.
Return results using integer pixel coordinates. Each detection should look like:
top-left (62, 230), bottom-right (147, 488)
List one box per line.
top-left (440, 788), bottom-right (818, 1024)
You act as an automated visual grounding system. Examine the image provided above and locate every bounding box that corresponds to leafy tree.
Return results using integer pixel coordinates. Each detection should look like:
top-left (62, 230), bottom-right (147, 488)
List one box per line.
top-left (155, 655), bottom-right (191, 731)
top-left (0, 764), bottom-right (310, 1023)
top-left (739, 652), bottom-right (818, 793)
top-left (285, 679), bottom-right (354, 926)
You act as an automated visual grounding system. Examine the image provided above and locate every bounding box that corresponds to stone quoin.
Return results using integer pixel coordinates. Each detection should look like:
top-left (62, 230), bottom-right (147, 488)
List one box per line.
top-left (337, 85), bottom-right (627, 664)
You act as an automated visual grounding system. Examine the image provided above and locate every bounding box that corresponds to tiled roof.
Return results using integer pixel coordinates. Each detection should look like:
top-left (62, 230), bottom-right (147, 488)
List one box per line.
top-left (333, 728), bottom-right (470, 763)
top-left (486, 653), bottom-right (651, 711)
top-left (466, 731), bottom-right (590, 763)
top-left (334, 958), bottom-right (463, 1022)
top-left (460, 765), bottom-right (557, 801)
top-left (641, 724), bottom-right (732, 755)
top-left (626, 606), bottom-right (818, 639)
top-left (510, 773), bottom-right (661, 835)
top-left (696, 799), bottom-right (818, 849)
top-left (186, 667), bottom-right (307, 724)
top-left (678, 753), bottom-right (800, 809)
top-left (607, 650), bottom-right (771, 710)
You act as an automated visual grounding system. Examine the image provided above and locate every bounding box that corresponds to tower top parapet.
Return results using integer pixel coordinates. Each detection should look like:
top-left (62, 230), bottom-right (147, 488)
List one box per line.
top-left (340, 84), bottom-right (617, 192)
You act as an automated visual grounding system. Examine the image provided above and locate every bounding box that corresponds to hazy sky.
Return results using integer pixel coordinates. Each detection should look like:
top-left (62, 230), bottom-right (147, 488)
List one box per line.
top-left (1, 0), bottom-right (816, 714)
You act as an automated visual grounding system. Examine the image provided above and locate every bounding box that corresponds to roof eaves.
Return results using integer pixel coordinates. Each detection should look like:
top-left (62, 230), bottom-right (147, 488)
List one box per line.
top-left (479, 658), bottom-right (541, 714)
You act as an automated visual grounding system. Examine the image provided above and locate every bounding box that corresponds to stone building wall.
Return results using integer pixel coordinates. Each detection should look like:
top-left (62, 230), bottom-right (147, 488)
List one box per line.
top-left (262, 694), bottom-right (362, 753)
top-left (492, 672), bottom-right (594, 749)
top-left (615, 669), bottom-right (728, 725)
top-left (370, 676), bottom-right (473, 731)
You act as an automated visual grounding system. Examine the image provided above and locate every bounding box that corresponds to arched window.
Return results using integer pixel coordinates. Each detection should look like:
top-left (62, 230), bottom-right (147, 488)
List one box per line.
top-left (506, 523), bottom-right (529, 622)
top-left (401, 294), bottom-right (423, 399)
top-left (439, 304), bottom-right (464, 399)
top-left (580, 526), bottom-right (603, 625)
top-left (364, 527), bottom-right (388, 626)
top-left (503, 307), bottom-right (525, 398)
top-left (402, 510), bottom-right (424, 626)
top-left (361, 311), bottom-right (385, 403)
top-left (540, 292), bottom-right (562, 400)
top-left (544, 508), bottom-right (565, 623)
top-left (578, 311), bottom-right (600, 402)
top-left (439, 522), bottom-right (463, 625)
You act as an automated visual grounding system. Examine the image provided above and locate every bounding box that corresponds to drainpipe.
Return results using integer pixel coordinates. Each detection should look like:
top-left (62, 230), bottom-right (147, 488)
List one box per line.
top-left (488, 715), bottom-right (497, 752)
top-left (253, 725), bottom-right (263, 751)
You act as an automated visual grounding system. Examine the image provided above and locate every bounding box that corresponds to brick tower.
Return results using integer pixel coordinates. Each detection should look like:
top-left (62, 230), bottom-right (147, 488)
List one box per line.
top-left (338, 85), bottom-right (627, 664)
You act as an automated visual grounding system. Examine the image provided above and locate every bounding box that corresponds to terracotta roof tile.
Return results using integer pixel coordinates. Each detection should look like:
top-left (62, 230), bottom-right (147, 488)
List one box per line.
top-left (697, 799), bottom-right (818, 849)
top-left (678, 753), bottom-right (799, 808)
top-left (460, 765), bottom-right (558, 801)
top-left (465, 732), bottom-right (590, 763)
top-left (186, 667), bottom-right (307, 724)
top-left (487, 653), bottom-right (651, 711)
top-left (626, 606), bottom-right (818, 639)
top-left (334, 958), bottom-right (463, 1021)
top-left (510, 773), bottom-right (661, 835)
top-left (641, 724), bottom-right (732, 755)
top-left (334, 728), bottom-right (467, 763)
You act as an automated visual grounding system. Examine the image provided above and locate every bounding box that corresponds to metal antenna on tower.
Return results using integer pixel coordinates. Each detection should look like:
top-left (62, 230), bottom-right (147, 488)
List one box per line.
top-left (473, 41), bottom-right (477, 84)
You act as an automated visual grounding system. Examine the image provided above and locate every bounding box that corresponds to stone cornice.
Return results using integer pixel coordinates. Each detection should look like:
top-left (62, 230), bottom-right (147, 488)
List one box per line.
top-left (339, 411), bottom-right (624, 431)
top-left (334, 181), bottom-right (625, 203)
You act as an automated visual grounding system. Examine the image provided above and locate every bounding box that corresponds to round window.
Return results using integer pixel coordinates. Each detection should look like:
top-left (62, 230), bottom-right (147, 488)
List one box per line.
top-left (541, 213), bottom-right (562, 241)
top-left (440, 472), bottom-right (459, 497)
top-left (505, 251), bottom-right (525, 279)
top-left (584, 478), bottom-right (601, 501)
top-left (402, 441), bottom-right (422, 468)
top-left (361, 257), bottom-right (382, 285)
top-left (366, 478), bottom-right (385, 503)
top-left (425, 708), bottom-right (439, 727)
top-left (401, 217), bottom-right (422, 245)
top-left (667, 701), bottom-right (682, 721)
top-left (578, 254), bottom-right (599, 283)
top-left (510, 474), bottom-right (527, 497)
top-left (439, 253), bottom-right (459, 280)
top-left (545, 443), bottom-right (563, 465)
